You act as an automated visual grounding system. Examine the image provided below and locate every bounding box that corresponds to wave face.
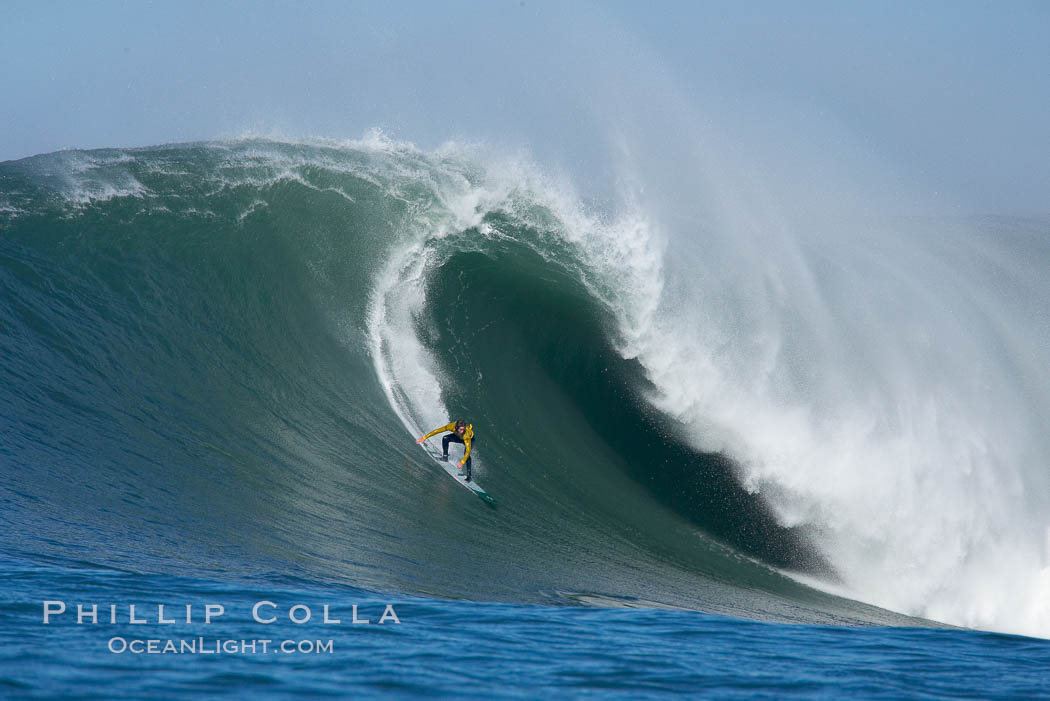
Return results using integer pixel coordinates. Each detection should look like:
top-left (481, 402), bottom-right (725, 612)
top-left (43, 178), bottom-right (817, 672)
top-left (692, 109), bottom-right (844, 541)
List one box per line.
top-left (2, 137), bottom-right (1048, 636)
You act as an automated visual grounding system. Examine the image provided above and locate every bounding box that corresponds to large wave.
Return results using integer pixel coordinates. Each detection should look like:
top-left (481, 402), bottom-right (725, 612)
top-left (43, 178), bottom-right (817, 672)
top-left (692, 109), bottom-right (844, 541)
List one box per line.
top-left (2, 136), bottom-right (1047, 637)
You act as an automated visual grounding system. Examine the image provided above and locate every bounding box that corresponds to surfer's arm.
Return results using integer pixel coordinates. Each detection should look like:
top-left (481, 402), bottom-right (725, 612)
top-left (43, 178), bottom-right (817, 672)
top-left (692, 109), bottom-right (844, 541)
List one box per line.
top-left (459, 438), bottom-right (472, 465)
top-left (419, 422), bottom-right (455, 442)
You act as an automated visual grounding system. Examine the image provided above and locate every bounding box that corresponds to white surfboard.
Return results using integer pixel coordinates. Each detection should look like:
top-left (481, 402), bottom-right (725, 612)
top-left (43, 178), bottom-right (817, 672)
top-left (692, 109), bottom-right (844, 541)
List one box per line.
top-left (419, 442), bottom-right (496, 505)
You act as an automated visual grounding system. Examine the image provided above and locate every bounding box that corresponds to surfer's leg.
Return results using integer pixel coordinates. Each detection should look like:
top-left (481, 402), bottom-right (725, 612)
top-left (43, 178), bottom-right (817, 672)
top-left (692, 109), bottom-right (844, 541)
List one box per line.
top-left (463, 436), bottom-right (475, 480)
top-left (442, 433), bottom-right (463, 459)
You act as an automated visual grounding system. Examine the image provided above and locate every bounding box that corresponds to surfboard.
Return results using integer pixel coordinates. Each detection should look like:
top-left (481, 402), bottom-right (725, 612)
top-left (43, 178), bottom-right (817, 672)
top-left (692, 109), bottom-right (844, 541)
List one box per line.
top-left (419, 442), bottom-right (496, 505)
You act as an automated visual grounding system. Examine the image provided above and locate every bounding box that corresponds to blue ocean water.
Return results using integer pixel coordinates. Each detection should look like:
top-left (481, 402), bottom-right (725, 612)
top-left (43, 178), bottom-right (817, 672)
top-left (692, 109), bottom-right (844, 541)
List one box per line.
top-left (2, 140), bottom-right (1049, 696)
top-left (2, 553), bottom-right (1047, 699)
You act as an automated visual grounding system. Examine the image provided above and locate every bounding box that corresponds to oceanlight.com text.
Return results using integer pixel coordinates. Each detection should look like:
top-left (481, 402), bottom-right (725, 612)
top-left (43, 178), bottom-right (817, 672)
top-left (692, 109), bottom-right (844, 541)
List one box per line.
top-left (107, 637), bottom-right (335, 655)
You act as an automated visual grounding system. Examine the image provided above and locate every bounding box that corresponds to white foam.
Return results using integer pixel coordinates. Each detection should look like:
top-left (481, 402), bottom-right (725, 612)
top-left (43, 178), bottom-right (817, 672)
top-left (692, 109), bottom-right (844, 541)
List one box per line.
top-left (48, 151), bottom-right (149, 205)
top-left (363, 140), bottom-right (494, 438)
top-left (236, 199), bottom-right (269, 224)
top-left (622, 198), bottom-right (1050, 637)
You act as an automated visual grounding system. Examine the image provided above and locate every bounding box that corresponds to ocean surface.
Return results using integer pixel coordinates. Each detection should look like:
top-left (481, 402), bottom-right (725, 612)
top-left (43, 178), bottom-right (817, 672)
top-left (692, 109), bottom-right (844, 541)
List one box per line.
top-left (1, 138), bottom-right (1048, 697)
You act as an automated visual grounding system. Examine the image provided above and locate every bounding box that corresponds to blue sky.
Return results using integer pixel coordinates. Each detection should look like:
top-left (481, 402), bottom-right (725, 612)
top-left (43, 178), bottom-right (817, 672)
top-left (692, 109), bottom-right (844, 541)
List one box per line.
top-left (2, 0), bottom-right (1047, 214)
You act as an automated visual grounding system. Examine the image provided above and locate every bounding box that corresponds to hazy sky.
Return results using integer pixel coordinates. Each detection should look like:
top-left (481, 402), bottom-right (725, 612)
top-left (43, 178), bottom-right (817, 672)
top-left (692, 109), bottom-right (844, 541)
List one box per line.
top-left (2, 0), bottom-right (1048, 214)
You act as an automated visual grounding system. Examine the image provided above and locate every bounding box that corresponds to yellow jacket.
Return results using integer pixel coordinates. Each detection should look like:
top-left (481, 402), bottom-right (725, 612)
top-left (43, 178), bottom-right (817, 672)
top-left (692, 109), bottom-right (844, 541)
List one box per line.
top-left (422, 422), bottom-right (474, 461)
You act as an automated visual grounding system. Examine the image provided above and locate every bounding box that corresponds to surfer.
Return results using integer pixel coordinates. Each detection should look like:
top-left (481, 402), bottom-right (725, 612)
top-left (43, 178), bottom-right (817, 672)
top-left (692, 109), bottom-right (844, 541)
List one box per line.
top-left (417, 419), bottom-right (475, 481)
